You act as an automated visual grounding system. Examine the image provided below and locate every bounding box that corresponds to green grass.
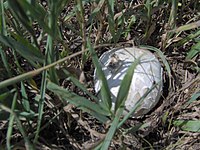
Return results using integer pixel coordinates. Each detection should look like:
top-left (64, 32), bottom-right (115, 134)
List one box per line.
top-left (0, 0), bottom-right (199, 149)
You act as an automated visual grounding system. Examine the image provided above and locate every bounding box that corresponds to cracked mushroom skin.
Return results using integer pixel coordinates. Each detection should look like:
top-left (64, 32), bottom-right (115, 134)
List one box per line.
top-left (94, 47), bottom-right (163, 117)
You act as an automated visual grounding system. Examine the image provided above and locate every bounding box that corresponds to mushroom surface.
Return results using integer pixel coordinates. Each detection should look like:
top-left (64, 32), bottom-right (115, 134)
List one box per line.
top-left (94, 47), bottom-right (163, 117)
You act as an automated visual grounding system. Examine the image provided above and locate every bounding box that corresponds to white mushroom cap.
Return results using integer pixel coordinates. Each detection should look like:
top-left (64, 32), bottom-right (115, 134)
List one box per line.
top-left (94, 47), bottom-right (163, 117)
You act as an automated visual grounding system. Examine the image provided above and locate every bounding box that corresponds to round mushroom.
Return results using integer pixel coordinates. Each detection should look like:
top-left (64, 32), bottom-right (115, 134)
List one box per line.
top-left (94, 47), bottom-right (163, 117)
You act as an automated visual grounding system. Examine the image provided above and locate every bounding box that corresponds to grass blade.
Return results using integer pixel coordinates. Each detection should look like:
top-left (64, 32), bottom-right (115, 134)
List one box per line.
top-left (0, 0), bottom-right (7, 35)
top-left (114, 57), bottom-right (140, 113)
top-left (34, 66), bottom-right (47, 143)
top-left (101, 57), bottom-right (141, 149)
top-left (162, 0), bottom-right (178, 49)
top-left (186, 91), bottom-right (200, 105)
top-left (174, 20), bottom-right (200, 33)
top-left (62, 69), bottom-right (99, 102)
top-left (101, 105), bottom-right (124, 149)
top-left (186, 41), bottom-right (200, 60)
top-left (34, 46), bottom-right (48, 142)
top-left (87, 40), bottom-right (112, 112)
top-left (0, 104), bottom-right (34, 149)
top-left (173, 120), bottom-right (200, 132)
top-left (139, 45), bottom-right (172, 91)
top-left (6, 92), bottom-right (17, 150)
top-left (7, 0), bottom-right (35, 37)
top-left (47, 81), bottom-right (109, 122)
top-left (124, 122), bottom-right (150, 135)
top-left (21, 82), bottom-right (30, 112)
top-left (139, 45), bottom-right (171, 77)
top-left (176, 29), bottom-right (200, 46)
top-left (168, 0), bottom-right (178, 29)
top-left (0, 35), bottom-right (44, 65)
top-left (46, 35), bottom-right (59, 84)
top-left (0, 0), bottom-right (13, 78)
top-left (0, 49), bottom-right (86, 89)
top-left (88, 0), bottom-right (106, 23)
top-left (107, 0), bottom-right (118, 43)
top-left (0, 47), bottom-right (12, 78)
top-left (47, 81), bottom-right (109, 116)
top-left (16, 0), bottom-right (54, 37)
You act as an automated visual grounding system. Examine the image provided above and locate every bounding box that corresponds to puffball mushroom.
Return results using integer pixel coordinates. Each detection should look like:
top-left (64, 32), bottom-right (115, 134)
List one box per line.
top-left (94, 47), bottom-right (163, 117)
